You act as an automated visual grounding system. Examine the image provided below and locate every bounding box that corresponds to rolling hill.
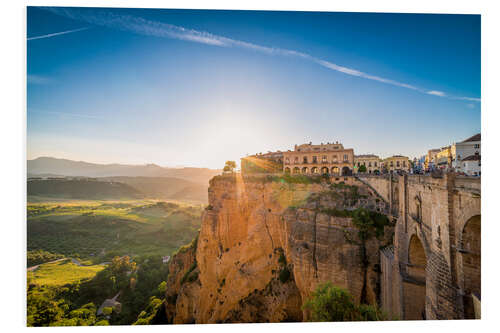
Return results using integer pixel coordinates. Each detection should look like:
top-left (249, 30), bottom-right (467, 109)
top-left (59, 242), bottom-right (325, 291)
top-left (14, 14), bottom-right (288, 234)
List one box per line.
top-left (28, 157), bottom-right (220, 185)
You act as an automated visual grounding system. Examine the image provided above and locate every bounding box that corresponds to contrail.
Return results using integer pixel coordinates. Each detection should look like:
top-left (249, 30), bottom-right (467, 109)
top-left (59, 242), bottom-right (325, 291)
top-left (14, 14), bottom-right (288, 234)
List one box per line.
top-left (27, 27), bottom-right (89, 41)
top-left (40, 7), bottom-right (480, 103)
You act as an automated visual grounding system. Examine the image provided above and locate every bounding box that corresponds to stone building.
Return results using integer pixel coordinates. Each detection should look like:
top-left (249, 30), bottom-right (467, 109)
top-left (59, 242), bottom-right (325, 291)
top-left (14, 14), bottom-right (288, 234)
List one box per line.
top-left (241, 151), bottom-right (283, 174)
top-left (282, 142), bottom-right (354, 175)
top-left (460, 155), bottom-right (481, 176)
top-left (354, 154), bottom-right (381, 174)
top-left (436, 146), bottom-right (453, 170)
top-left (382, 155), bottom-right (411, 173)
top-left (452, 133), bottom-right (481, 174)
top-left (425, 149), bottom-right (441, 171)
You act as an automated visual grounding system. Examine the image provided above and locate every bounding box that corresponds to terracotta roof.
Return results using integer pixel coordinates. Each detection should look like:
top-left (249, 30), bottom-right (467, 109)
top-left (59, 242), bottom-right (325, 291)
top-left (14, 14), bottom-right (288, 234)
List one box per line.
top-left (461, 133), bottom-right (481, 143)
top-left (355, 154), bottom-right (379, 158)
top-left (462, 154), bottom-right (481, 161)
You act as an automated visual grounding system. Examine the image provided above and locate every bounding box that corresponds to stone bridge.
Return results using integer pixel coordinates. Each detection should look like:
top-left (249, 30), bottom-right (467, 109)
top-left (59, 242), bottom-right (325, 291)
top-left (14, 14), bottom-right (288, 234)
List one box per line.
top-left (358, 173), bottom-right (481, 320)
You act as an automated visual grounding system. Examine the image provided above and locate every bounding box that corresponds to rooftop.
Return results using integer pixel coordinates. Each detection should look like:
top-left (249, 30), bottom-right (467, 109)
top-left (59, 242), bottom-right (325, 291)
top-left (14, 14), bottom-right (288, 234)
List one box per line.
top-left (461, 133), bottom-right (481, 143)
top-left (462, 154), bottom-right (481, 161)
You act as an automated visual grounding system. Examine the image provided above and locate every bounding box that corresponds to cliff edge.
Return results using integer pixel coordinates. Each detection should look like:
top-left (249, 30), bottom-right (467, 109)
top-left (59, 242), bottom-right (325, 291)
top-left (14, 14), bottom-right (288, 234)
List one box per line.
top-left (165, 174), bottom-right (394, 323)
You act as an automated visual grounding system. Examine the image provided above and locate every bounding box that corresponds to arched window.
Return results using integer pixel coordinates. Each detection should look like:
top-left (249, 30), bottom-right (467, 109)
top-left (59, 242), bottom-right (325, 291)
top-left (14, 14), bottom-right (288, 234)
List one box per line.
top-left (322, 155), bottom-right (327, 163)
top-left (312, 156), bottom-right (318, 163)
top-left (285, 158), bottom-right (290, 164)
top-left (294, 157), bottom-right (299, 164)
top-left (303, 156), bottom-right (308, 164)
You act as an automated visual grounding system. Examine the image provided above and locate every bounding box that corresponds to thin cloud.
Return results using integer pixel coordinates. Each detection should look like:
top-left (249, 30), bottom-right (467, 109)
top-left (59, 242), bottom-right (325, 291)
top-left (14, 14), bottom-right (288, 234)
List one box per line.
top-left (427, 90), bottom-right (446, 97)
top-left (27, 27), bottom-right (89, 41)
top-left (27, 75), bottom-right (52, 85)
top-left (41, 7), bottom-right (480, 103)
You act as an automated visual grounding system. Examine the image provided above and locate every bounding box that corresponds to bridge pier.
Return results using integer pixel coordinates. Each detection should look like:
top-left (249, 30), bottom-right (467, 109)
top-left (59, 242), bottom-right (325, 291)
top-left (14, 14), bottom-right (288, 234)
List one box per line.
top-left (363, 173), bottom-right (481, 320)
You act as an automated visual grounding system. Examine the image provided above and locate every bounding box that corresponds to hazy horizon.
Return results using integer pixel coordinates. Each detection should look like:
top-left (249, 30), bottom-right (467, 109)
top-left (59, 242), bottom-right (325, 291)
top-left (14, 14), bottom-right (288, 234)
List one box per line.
top-left (27, 7), bottom-right (480, 169)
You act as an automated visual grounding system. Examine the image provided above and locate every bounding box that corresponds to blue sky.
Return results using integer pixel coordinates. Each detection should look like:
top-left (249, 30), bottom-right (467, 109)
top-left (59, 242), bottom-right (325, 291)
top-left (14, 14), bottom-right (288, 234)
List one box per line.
top-left (27, 7), bottom-right (481, 168)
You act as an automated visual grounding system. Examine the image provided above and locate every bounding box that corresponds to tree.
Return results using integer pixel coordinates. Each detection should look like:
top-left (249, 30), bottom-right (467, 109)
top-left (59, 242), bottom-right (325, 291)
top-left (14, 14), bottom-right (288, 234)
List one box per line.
top-left (358, 165), bottom-right (367, 173)
top-left (302, 282), bottom-right (387, 322)
top-left (223, 161), bottom-right (237, 173)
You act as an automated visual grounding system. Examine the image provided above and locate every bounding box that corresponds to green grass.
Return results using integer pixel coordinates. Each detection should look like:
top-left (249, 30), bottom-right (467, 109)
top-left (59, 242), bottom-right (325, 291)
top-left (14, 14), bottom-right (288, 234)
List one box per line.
top-left (27, 199), bottom-right (203, 262)
top-left (27, 259), bottom-right (105, 287)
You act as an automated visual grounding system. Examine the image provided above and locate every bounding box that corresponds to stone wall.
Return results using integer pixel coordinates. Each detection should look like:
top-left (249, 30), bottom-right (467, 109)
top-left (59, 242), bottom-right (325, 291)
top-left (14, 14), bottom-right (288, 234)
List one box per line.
top-left (376, 173), bottom-right (481, 320)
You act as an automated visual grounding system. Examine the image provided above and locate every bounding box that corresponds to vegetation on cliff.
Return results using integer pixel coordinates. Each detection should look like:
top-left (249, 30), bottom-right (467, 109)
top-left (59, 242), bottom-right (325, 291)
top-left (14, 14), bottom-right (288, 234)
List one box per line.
top-left (302, 282), bottom-right (388, 322)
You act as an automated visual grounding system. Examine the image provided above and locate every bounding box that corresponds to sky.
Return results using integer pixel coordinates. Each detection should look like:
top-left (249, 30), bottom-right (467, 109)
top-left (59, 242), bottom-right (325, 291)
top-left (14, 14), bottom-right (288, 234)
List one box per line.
top-left (27, 7), bottom-right (481, 169)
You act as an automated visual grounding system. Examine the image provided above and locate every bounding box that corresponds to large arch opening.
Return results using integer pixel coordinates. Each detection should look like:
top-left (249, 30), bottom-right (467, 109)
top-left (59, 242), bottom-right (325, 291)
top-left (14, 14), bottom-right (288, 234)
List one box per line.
top-left (311, 167), bottom-right (318, 174)
top-left (321, 167), bottom-right (329, 175)
top-left (331, 166), bottom-right (339, 175)
top-left (461, 215), bottom-right (481, 319)
top-left (293, 167), bottom-right (300, 174)
top-left (342, 166), bottom-right (352, 176)
top-left (404, 235), bottom-right (427, 320)
top-left (301, 167), bottom-right (308, 174)
top-left (284, 167), bottom-right (291, 174)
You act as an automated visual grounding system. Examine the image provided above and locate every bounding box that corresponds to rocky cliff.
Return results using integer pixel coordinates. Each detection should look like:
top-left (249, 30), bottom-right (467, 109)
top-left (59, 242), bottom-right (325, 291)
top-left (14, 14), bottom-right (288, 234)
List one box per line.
top-left (164, 174), bottom-right (394, 323)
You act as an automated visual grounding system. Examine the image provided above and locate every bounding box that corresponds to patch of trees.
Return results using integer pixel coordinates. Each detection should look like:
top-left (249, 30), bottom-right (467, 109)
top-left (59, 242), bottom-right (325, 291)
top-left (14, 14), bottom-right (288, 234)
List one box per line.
top-left (27, 249), bottom-right (64, 267)
top-left (27, 255), bottom-right (170, 326)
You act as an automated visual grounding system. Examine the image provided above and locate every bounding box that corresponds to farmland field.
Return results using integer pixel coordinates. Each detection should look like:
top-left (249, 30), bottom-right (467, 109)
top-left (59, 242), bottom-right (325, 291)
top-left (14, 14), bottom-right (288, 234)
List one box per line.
top-left (27, 259), bottom-right (106, 287)
top-left (27, 198), bottom-right (204, 263)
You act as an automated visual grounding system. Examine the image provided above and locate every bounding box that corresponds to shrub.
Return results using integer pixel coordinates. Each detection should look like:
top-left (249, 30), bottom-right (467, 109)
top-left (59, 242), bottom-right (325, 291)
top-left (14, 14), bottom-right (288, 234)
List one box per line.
top-left (302, 282), bottom-right (388, 322)
top-left (279, 267), bottom-right (291, 283)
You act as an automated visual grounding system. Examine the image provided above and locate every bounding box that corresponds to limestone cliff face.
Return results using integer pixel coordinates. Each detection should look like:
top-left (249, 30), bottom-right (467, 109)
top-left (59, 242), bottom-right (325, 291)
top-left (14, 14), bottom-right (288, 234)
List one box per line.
top-left (165, 174), bottom-right (393, 324)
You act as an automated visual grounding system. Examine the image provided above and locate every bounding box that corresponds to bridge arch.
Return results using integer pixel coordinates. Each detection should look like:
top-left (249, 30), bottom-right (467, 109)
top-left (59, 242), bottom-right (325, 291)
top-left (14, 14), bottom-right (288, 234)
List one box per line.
top-left (405, 234), bottom-right (427, 320)
top-left (460, 214), bottom-right (481, 319)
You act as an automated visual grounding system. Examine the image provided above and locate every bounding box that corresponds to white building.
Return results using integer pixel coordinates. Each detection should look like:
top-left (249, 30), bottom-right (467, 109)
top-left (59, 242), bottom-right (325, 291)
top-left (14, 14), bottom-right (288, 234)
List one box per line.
top-left (452, 133), bottom-right (481, 174)
top-left (461, 155), bottom-right (481, 176)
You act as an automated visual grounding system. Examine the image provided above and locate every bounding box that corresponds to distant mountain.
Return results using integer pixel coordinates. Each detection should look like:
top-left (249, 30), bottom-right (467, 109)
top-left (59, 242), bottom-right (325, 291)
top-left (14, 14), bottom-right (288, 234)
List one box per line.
top-left (27, 157), bottom-right (220, 185)
top-left (27, 179), bottom-right (143, 200)
top-left (99, 176), bottom-right (209, 203)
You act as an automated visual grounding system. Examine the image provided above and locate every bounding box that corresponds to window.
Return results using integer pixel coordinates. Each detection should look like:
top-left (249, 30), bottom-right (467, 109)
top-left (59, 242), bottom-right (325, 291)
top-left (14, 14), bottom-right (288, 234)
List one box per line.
top-left (368, 162), bottom-right (371, 167)
top-left (294, 157), bottom-right (299, 164)
top-left (397, 161), bottom-right (400, 167)
top-left (374, 162), bottom-right (378, 167)
top-left (322, 155), bottom-right (327, 163)
top-left (357, 162), bottom-right (360, 167)
top-left (285, 158), bottom-right (290, 164)
top-left (343, 154), bottom-right (348, 161)
top-left (312, 156), bottom-right (318, 163)
top-left (403, 161), bottom-right (406, 167)
top-left (474, 144), bottom-right (480, 149)
top-left (332, 155), bottom-right (338, 162)
top-left (303, 156), bottom-right (308, 163)
top-left (390, 161), bottom-right (394, 167)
